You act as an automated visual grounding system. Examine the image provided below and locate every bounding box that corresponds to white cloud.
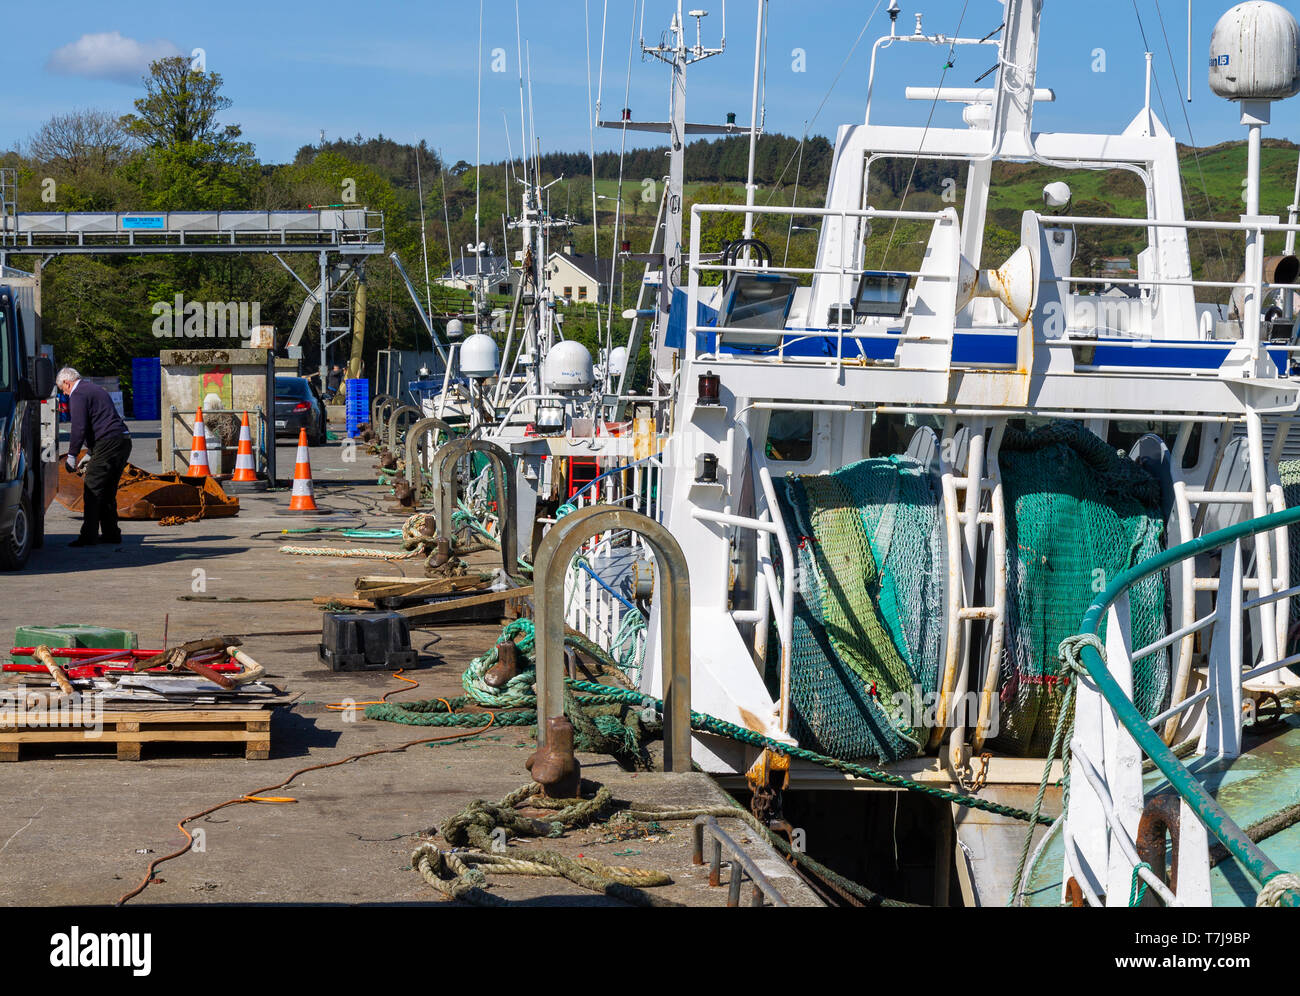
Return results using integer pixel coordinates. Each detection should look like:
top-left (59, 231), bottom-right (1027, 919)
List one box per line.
top-left (46, 31), bottom-right (182, 84)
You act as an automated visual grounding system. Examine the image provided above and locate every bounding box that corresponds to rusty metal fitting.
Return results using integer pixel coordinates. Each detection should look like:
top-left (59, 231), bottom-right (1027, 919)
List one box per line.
top-left (483, 639), bottom-right (520, 689)
top-left (1064, 877), bottom-right (1085, 907)
top-left (1136, 792), bottom-right (1182, 904)
top-left (526, 715), bottom-right (581, 798)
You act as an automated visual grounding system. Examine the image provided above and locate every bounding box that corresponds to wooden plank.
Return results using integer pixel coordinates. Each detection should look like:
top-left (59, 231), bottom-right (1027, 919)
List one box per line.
top-left (100, 709), bottom-right (268, 724)
top-left (313, 596), bottom-right (378, 609)
top-left (0, 728), bottom-right (258, 743)
top-left (399, 585), bottom-right (534, 622)
top-left (356, 576), bottom-right (484, 599)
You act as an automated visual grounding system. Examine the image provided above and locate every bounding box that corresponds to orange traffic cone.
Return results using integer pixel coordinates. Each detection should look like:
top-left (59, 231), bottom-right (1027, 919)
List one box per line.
top-left (232, 412), bottom-right (258, 483)
top-left (187, 409), bottom-right (211, 477)
top-left (287, 428), bottom-right (319, 511)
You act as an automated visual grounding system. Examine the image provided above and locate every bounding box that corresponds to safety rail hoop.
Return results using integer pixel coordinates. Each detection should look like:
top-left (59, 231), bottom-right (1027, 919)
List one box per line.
top-left (533, 504), bottom-right (692, 772)
top-left (1077, 502), bottom-right (1300, 908)
top-left (427, 437), bottom-right (518, 579)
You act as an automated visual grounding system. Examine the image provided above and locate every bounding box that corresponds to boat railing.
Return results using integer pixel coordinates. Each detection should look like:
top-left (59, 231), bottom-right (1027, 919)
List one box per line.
top-left (685, 202), bottom-right (1300, 381)
top-left (561, 456), bottom-right (664, 668)
top-left (686, 202), bottom-right (968, 371)
top-left (688, 464), bottom-right (796, 730)
top-left (1058, 504), bottom-right (1300, 907)
top-left (1031, 211), bottom-right (1300, 358)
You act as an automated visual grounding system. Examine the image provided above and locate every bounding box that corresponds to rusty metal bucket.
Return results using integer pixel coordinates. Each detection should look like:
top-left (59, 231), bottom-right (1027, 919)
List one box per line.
top-left (56, 462), bottom-right (240, 523)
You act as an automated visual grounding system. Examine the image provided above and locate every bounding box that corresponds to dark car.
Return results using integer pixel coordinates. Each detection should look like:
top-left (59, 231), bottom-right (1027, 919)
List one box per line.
top-left (274, 374), bottom-right (327, 445)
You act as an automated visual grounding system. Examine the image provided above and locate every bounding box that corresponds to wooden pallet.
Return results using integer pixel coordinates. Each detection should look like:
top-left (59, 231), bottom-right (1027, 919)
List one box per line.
top-left (0, 708), bottom-right (272, 761)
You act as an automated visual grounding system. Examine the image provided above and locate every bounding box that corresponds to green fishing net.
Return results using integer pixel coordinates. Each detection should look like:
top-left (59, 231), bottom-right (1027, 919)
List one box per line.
top-left (771, 455), bottom-right (945, 762)
top-left (993, 421), bottom-right (1170, 755)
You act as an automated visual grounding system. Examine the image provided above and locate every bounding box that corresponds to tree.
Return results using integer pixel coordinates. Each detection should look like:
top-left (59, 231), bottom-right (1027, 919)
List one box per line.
top-left (30, 110), bottom-right (135, 177)
top-left (119, 57), bottom-right (256, 210)
top-left (121, 57), bottom-right (249, 154)
top-left (27, 109), bottom-right (138, 210)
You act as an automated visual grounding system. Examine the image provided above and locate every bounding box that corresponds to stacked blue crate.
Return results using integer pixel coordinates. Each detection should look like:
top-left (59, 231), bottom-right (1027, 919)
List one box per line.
top-left (344, 378), bottom-right (369, 438)
top-left (131, 357), bottom-right (161, 420)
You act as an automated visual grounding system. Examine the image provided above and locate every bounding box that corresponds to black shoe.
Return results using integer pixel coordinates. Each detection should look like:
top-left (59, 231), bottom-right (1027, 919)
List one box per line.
top-left (68, 537), bottom-right (97, 547)
top-left (100, 534), bottom-right (123, 545)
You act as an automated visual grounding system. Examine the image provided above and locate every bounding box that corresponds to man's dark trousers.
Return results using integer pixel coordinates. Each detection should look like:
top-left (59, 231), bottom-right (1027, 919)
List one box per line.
top-left (81, 436), bottom-right (131, 542)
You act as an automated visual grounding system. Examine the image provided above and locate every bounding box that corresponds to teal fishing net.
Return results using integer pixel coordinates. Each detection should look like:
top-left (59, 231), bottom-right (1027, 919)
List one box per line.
top-left (770, 455), bottom-right (946, 763)
top-left (993, 421), bottom-right (1170, 755)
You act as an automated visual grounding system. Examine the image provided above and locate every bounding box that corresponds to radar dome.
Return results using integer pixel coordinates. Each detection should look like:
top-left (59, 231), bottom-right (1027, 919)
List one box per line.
top-left (607, 346), bottom-right (629, 378)
top-left (1210, 2), bottom-right (1300, 102)
top-left (543, 340), bottom-right (595, 392)
top-left (460, 333), bottom-right (499, 378)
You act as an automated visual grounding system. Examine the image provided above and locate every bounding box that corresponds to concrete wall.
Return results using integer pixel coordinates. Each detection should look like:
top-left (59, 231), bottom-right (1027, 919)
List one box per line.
top-left (160, 348), bottom-right (272, 473)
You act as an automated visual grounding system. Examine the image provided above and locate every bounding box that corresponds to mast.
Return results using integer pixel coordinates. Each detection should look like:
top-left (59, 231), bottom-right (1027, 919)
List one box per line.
top-left (601, 2), bottom-right (732, 390)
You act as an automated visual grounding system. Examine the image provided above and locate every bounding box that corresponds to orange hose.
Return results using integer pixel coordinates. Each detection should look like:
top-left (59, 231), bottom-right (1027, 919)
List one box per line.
top-left (116, 714), bottom-right (494, 906)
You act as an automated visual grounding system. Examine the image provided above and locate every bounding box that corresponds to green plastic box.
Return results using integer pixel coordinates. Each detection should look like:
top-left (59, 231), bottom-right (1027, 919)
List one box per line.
top-left (14, 625), bottom-right (139, 650)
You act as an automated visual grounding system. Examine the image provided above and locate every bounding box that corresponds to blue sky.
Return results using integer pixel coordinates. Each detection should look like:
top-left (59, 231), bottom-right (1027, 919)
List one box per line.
top-left (2, 1), bottom-right (1292, 167)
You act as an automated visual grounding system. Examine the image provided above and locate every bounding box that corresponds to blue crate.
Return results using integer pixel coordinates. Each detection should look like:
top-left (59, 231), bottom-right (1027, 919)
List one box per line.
top-left (344, 378), bottom-right (369, 438)
top-left (131, 356), bottom-right (162, 420)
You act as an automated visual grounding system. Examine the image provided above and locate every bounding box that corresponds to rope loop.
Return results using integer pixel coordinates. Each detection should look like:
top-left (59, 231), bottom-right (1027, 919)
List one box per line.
top-left (1257, 870), bottom-right (1300, 907)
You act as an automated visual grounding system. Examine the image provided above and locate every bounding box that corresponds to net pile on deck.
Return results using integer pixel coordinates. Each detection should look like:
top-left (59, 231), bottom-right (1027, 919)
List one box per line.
top-left (770, 455), bottom-right (945, 763)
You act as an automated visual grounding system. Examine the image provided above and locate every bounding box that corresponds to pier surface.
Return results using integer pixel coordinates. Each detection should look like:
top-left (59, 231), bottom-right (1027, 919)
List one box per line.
top-left (0, 419), bottom-right (820, 907)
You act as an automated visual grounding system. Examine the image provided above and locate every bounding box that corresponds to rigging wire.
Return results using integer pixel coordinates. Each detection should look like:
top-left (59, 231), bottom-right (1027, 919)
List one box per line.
top-left (1146, 0), bottom-right (1228, 266)
top-left (475, 0), bottom-right (484, 318)
top-left (415, 140), bottom-right (434, 321)
top-left (882, 0), bottom-right (972, 266)
top-left (603, 0), bottom-right (640, 345)
top-left (764, 1), bottom-right (886, 207)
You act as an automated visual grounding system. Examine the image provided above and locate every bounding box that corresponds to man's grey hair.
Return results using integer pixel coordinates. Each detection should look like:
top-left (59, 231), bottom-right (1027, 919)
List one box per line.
top-left (56, 366), bottom-right (80, 387)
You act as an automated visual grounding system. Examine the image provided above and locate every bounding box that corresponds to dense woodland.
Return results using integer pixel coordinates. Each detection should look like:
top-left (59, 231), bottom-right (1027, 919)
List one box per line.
top-left (2, 58), bottom-right (1296, 404)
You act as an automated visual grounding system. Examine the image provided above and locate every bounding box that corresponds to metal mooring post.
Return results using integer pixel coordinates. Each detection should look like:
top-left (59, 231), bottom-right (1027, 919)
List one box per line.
top-left (531, 504), bottom-right (692, 772)
top-left (427, 437), bottom-right (518, 579)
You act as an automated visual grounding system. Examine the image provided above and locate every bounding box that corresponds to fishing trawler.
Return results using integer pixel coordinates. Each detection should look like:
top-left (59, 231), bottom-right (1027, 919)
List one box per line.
top-left (402, 0), bottom-right (1300, 907)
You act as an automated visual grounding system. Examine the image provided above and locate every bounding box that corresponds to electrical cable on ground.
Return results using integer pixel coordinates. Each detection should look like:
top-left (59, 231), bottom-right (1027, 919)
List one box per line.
top-left (116, 717), bottom-right (495, 906)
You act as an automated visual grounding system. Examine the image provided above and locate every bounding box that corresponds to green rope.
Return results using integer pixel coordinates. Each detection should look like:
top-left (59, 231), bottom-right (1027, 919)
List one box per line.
top-left (1129, 861), bottom-right (1153, 907)
top-left (1007, 633), bottom-right (1093, 906)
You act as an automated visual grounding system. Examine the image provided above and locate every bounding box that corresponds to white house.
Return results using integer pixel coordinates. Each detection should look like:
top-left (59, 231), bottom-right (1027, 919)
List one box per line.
top-left (547, 245), bottom-right (614, 305)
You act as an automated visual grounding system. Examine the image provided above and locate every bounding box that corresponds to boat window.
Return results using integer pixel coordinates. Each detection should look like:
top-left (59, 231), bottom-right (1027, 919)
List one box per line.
top-left (721, 272), bottom-right (799, 329)
top-left (765, 410), bottom-right (814, 463)
top-left (1107, 419), bottom-right (1203, 471)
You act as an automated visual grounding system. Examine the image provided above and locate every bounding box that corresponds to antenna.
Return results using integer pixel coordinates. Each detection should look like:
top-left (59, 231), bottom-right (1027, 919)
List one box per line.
top-left (414, 142), bottom-right (433, 322)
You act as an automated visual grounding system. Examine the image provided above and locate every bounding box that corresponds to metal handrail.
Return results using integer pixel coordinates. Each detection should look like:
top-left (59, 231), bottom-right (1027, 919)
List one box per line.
top-left (691, 816), bottom-right (790, 907)
top-left (1076, 503), bottom-right (1300, 907)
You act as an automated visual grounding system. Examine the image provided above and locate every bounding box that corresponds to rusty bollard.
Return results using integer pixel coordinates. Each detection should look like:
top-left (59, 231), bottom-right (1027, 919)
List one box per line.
top-left (483, 639), bottom-right (520, 689)
top-left (393, 475), bottom-right (416, 507)
top-left (527, 715), bottom-right (581, 798)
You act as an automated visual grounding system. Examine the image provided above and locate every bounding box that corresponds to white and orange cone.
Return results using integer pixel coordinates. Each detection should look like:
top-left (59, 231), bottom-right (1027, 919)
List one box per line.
top-left (187, 409), bottom-right (211, 477)
top-left (287, 427), bottom-right (318, 511)
top-left (232, 411), bottom-right (258, 483)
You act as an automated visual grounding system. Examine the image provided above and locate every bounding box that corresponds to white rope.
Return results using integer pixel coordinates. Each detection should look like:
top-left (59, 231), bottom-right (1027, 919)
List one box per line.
top-left (1257, 872), bottom-right (1300, 907)
top-left (279, 545), bottom-right (416, 560)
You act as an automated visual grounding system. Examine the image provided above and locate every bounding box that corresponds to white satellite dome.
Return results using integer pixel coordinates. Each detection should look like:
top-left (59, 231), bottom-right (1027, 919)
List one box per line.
top-left (543, 340), bottom-right (595, 392)
top-left (1210, 2), bottom-right (1300, 102)
top-left (460, 333), bottom-right (499, 378)
top-left (1042, 181), bottom-right (1072, 208)
top-left (607, 346), bottom-right (629, 378)
top-left (445, 318), bottom-right (465, 339)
